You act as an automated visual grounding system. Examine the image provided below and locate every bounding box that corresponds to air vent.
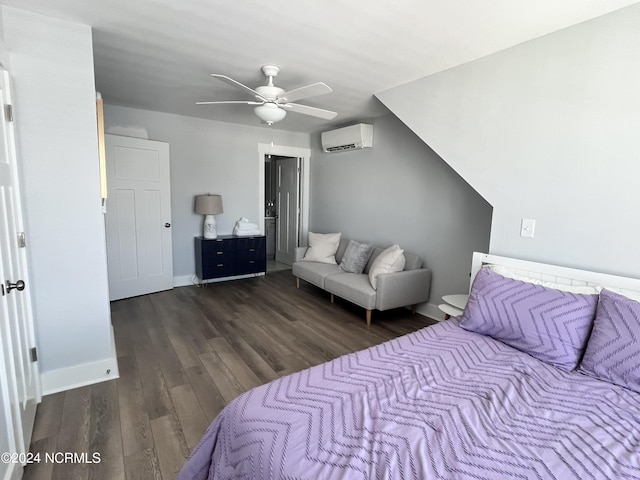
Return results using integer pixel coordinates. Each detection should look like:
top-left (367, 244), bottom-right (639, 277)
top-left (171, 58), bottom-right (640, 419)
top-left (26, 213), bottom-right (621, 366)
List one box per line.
top-left (321, 124), bottom-right (373, 153)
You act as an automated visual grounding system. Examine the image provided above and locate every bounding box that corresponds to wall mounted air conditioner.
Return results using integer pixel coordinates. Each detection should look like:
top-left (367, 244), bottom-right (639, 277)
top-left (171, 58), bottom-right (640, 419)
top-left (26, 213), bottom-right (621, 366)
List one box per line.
top-left (321, 123), bottom-right (373, 153)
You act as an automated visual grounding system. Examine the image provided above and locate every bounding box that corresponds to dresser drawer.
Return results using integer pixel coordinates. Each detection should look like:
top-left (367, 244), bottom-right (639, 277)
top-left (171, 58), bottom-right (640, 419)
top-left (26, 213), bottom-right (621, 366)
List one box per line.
top-left (195, 235), bottom-right (267, 280)
top-left (200, 250), bottom-right (233, 274)
top-left (234, 236), bottom-right (265, 253)
top-left (234, 256), bottom-right (266, 275)
top-left (200, 237), bottom-right (234, 254)
top-left (204, 261), bottom-right (234, 278)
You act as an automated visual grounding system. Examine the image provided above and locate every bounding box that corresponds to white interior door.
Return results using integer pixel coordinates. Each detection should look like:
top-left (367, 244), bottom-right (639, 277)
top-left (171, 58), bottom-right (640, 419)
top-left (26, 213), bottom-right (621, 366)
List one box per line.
top-left (275, 156), bottom-right (300, 265)
top-left (0, 69), bottom-right (40, 480)
top-left (105, 134), bottom-right (173, 301)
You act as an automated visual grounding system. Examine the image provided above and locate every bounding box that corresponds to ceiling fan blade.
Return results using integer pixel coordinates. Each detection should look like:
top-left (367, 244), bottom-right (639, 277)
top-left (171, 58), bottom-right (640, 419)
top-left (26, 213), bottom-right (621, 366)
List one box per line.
top-left (210, 74), bottom-right (267, 102)
top-left (282, 102), bottom-right (337, 120)
top-left (277, 82), bottom-right (332, 103)
top-left (196, 100), bottom-right (262, 105)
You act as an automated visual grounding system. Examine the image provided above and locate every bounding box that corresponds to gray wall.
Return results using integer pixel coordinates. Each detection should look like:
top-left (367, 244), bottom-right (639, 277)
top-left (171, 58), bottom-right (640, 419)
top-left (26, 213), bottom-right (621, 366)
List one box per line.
top-left (3, 7), bottom-right (116, 392)
top-left (310, 114), bottom-right (492, 315)
top-left (377, 4), bottom-right (640, 279)
top-left (103, 105), bottom-right (310, 280)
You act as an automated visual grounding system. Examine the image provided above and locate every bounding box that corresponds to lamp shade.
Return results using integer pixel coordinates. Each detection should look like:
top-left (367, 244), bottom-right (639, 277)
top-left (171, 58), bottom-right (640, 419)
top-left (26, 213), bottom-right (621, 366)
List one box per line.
top-left (254, 103), bottom-right (286, 125)
top-left (195, 194), bottom-right (223, 215)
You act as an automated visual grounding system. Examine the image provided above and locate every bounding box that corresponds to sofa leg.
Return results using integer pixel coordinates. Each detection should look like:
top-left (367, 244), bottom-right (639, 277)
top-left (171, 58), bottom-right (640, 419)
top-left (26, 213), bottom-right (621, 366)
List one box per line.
top-left (366, 309), bottom-right (372, 326)
top-left (330, 293), bottom-right (335, 304)
top-left (295, 277), bottom-right (300, 289)
top-left (411, 304), bottom-right (417, 315)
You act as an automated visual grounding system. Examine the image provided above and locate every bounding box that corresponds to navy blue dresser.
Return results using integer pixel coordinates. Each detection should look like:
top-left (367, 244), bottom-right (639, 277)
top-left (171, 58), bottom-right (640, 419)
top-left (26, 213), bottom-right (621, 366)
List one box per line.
top-left (195, 235), bottom-right (266, 280)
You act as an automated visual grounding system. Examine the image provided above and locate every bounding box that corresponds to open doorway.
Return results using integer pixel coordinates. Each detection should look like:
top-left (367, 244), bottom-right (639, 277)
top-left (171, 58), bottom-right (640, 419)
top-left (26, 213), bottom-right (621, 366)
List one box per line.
top-left (258, 144), bottom-right (310, 272)
top-left (265, 155), bottom-right (299, 270)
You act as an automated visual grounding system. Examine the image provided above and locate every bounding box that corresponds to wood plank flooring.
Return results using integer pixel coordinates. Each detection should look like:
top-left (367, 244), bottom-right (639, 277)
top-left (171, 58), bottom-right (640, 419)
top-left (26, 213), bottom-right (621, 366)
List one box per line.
top-left (23, 269), bottom-right (437, 480)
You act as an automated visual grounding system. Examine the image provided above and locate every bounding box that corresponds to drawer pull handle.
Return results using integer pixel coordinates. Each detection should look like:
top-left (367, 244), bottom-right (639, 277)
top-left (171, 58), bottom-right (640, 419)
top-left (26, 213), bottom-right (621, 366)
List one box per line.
top-left (217, 251), bottom-right (223, 255)
top-left (249, 260), bottom-right (255, 264)
top-left (249, 248), bottom-right (255, 252)
top-left (217, 264), bottom-right (224, 267)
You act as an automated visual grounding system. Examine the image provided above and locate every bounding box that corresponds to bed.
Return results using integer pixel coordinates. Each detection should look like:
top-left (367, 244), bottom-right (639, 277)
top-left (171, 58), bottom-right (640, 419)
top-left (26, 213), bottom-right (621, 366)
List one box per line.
top-left (179, 252), bottom-right (640, 480)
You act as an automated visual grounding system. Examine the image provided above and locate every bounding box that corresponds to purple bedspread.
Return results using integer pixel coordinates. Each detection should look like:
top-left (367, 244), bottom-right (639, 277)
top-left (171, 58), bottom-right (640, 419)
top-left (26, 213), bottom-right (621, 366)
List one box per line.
top-left (179, 320), bottom-right (640, 480)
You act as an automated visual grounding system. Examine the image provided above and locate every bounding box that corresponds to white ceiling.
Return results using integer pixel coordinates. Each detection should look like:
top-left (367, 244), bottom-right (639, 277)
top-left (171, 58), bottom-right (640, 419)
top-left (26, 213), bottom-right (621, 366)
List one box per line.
top-left (2, 0), bottom-right (638, 133)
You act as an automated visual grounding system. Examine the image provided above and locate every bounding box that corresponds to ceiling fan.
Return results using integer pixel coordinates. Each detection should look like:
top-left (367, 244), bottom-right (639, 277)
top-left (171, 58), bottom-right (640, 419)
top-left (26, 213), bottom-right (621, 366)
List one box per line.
top-left (197, 65), bottom-right (337, 125)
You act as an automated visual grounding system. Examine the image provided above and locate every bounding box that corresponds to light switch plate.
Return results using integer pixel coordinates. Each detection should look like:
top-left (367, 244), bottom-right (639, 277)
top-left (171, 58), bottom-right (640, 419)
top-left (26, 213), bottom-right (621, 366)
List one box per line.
top-left (520, 218), bottom-right (536, 238)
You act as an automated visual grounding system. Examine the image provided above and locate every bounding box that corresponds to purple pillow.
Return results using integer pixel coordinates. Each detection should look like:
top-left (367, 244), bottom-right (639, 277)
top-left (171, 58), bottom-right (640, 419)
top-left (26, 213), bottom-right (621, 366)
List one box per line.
top-left (579, 289), bottom-right (640, 393)
top-left (459, 268), bottom-right (598, 370)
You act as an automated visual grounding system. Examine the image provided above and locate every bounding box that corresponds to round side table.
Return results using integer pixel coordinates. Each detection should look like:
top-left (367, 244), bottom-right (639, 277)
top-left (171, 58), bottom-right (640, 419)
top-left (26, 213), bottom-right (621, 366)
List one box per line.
top-left (438, 294), bottom-right (469, 319)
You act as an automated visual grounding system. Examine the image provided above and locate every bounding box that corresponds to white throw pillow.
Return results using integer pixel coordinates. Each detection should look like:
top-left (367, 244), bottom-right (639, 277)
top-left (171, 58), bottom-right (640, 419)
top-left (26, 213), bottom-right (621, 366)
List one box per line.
top-left (368, 244), bottom-right (405, 290)
top-left (302, 232), bottom-right (341, 264)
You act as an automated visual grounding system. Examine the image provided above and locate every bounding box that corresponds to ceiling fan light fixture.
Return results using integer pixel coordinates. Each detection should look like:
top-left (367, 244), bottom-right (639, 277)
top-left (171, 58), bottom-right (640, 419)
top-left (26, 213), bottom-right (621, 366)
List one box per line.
top-left (254, 103), bottom-right (286, 125)
top-left (202, 66), bottom-right (337, 124)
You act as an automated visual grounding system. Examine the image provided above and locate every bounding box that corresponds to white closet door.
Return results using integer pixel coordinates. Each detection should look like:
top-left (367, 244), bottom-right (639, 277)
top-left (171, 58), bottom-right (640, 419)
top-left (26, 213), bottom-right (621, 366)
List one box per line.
top-left (105, 135), bottom-right (173, 301)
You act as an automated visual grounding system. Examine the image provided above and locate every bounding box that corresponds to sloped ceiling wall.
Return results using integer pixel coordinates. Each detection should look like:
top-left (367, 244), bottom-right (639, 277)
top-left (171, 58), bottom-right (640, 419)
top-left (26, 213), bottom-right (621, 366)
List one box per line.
top-left (376, 4), bottom-right (640, 277)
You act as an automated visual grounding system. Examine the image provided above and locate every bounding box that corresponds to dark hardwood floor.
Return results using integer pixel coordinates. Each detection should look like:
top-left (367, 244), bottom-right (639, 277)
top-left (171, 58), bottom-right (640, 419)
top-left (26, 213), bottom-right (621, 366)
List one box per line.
top-left (23, 269), bottom-right (437, 480)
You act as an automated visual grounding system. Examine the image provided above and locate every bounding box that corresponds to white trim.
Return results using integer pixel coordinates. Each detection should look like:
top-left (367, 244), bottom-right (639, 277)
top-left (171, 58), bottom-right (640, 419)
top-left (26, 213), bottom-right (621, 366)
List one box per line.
top-left (174, 275), bottom-right (197, 287)
top-left (299, 155), bottom-right (310, 246)
top-left (258, 143), bottom-right (311, 243)
top-left (174, 272), bottom-right (265, 288)
top-left (40, 326), bottom-right (119, 395)
top-left (419, 303), bottom-right (446, 322)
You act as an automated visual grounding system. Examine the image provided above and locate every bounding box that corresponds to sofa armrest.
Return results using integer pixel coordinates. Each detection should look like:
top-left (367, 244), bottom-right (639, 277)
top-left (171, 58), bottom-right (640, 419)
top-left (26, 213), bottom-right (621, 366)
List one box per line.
top-left (376, 268), bottom-right (431, 311)
top-left (294, 247), bottom-right (308, 263)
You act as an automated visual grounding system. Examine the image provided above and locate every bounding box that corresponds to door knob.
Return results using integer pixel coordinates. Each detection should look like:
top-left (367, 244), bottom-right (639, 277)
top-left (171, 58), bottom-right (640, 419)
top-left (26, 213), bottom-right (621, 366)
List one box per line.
top-left (5, 279), bottom-right (25, 293)
top-left (164, 223), bottom-right (171, 228)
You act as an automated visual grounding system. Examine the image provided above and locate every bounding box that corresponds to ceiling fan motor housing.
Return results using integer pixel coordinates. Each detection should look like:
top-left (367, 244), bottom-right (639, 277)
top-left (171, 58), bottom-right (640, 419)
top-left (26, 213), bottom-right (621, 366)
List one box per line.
top-left (255, 85), bottom-right (284, 101)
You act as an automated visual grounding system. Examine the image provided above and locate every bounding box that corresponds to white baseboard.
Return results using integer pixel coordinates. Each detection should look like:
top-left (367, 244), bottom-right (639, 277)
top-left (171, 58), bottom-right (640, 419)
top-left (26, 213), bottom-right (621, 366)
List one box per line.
top-left (417, 302), bottom-right (447, 322)
top-left (40, 326), bottom-right (120, 396)
top-left (173, 275), bottom-right (197, 287)
top-left (173, 272), bottom-right (265, 288)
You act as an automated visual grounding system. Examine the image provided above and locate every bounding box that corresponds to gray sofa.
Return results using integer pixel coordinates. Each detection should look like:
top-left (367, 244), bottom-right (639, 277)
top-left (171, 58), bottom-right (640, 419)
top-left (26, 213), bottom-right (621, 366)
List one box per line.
top-left (292, 238), bottom-right (431, 325)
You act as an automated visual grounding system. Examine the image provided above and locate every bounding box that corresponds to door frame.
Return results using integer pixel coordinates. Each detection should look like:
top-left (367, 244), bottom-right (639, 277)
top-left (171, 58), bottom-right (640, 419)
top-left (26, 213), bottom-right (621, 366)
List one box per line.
top-left (0, 66), bottom-right (40, 479)
top-left (257, 144), bottom-right (310, 247)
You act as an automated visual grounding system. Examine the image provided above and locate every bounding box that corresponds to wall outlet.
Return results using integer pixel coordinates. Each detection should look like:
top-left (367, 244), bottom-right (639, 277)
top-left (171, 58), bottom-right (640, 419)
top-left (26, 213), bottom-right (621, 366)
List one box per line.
top-left (520, 218), bottom-right (536, 238)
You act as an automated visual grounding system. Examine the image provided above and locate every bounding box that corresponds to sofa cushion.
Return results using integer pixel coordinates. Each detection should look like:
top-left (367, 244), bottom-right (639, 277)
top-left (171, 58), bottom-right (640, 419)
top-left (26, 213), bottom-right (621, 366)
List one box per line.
top-left (368, 245), bottom-right (406, 290)
top-left (292, 261), bottom-right (342, 289)
top-left (325, 273), bottom-right (377, 310)
top-left (302, 232), bottom-right (341, 264)
top-left (364, 247), bottom-right (384, 274)
top-left (364, 248), bottom-right (422, 273)
top-left (340, 240), bottom-right (374, 274)
top-left (402, 252), bottom-right (422, 271)
top-left (335, 238), bottom-right (350, 264)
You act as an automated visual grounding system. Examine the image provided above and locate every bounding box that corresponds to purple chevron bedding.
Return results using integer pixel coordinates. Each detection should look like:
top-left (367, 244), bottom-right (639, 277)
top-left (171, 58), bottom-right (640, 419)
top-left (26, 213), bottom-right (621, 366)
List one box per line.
top-left (179, 319), bottom-right (640, 480)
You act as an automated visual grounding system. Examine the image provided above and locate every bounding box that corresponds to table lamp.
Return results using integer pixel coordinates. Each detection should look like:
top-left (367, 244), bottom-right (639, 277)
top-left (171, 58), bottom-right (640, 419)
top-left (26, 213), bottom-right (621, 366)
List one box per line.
top-left (195, 194), bottom-right (223, 239)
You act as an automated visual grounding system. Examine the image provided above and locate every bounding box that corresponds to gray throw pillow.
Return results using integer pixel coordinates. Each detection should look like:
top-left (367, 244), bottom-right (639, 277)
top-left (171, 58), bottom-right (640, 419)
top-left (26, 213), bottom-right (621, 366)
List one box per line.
top-left (339, 240), bottom-right (374, 274)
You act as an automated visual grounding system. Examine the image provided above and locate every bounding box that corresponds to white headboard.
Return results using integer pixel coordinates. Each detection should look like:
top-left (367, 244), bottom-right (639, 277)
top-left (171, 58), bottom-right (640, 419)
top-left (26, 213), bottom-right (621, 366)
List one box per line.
top-left (470, 252), bottom-right (640, 300)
